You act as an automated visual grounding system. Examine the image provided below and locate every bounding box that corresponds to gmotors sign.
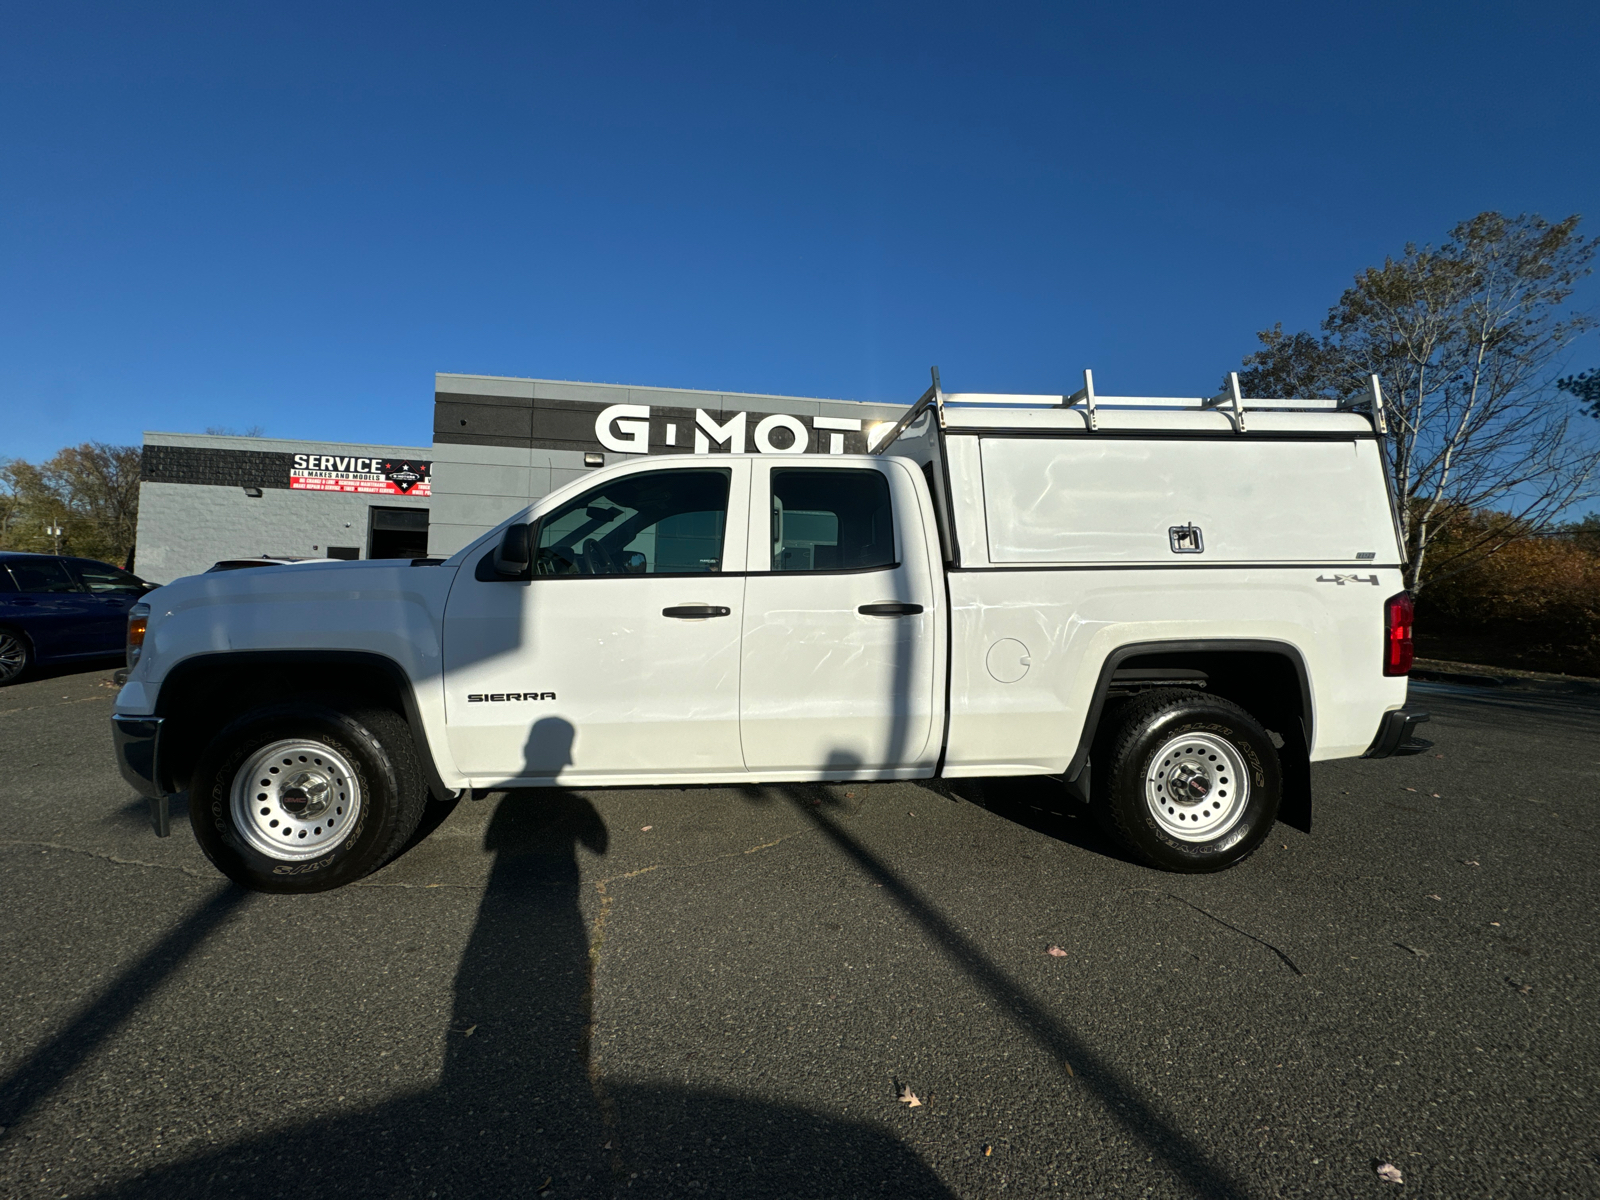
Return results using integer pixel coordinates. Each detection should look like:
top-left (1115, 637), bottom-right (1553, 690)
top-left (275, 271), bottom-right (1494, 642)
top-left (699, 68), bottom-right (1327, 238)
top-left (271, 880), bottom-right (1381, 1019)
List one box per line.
top-left (593, 404), bottom-right (892, 457)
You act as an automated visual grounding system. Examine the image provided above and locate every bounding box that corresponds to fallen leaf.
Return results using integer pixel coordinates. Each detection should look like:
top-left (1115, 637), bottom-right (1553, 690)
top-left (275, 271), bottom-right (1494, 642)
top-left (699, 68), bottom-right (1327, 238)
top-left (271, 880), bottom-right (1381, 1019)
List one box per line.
top-left (459, 1024), bottom-right (477, 1037)
top-left (1433, 754), bottom-right (1444, 759)
top-left (907, 811), bottom-right (915, 816)
top-left (897, 1085), bottom-right (922, 1107)
top-left (984, 1144), bottom-right (993, 1157)
top-left (1426, 894), bottom-right (1442, 901)
top-left (845, 792), bottom-right (855, 798)
top-left (641, 825), bottom-right (653, 831)
top-left (1063, 1061), bottom-right (1075, 1077)
top-left (1431, 793), bottom-right (1441, 798)
top-left (1403, 787), bottom-right (1418, 793)
top-left (1376, 1162), bottom-right (1403, 1183)
top-left (1490, 921), bottom-right (1501, 926)
top-left (1463, 860), bottom-right (1479, 867)
top-left (1046, 945), bottom-right (1068, 957)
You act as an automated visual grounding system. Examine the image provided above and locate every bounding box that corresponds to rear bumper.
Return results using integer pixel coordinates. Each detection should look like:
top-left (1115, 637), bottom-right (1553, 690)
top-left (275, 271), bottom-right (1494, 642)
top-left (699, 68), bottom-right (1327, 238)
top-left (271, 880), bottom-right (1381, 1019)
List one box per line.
top-left (1363, 709), bottom-right (1431, 759)
top-left (111, 715), bottom-right (172, 837)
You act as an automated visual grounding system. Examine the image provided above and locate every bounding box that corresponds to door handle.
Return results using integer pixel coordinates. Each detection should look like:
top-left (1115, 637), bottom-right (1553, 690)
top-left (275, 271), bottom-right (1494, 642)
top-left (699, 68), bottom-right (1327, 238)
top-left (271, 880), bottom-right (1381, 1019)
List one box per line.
top-left (662, 605), bottom-right (732, 619)
top-left (858, 602), bottom-right (924, 617)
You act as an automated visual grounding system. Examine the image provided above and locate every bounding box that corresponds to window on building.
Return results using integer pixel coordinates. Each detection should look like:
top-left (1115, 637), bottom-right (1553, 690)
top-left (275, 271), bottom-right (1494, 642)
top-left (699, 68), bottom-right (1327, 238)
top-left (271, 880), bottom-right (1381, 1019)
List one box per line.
top-left (368, 507), bottom-right (430, 559)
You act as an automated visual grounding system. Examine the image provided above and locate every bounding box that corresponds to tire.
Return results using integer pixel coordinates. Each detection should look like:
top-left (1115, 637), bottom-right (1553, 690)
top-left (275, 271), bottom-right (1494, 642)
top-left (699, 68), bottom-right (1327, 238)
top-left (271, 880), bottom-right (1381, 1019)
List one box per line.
top-left (0, 628), bottom-right (32, 685)
top-left (188, 702), bottom-right (429, 893)
top-left (1094, 688), bottom-right (1281, 873)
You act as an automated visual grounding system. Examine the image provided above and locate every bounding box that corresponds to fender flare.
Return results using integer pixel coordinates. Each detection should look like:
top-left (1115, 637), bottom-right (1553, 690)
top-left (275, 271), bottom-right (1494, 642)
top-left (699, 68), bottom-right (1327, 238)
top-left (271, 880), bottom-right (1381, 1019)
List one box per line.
top-left (1066, 638), bottom-right (1313, 782)
top-left (153, 650), bottom-right (456, 802)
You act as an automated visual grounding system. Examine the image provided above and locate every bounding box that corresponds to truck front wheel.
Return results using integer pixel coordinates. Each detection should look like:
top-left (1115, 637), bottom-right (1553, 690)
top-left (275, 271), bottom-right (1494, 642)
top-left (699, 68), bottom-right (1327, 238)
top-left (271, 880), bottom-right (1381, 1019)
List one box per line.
top-left (188, 703), bottom-right (428, 893)
top-left (1095, 689), bottom-right (1281, 873)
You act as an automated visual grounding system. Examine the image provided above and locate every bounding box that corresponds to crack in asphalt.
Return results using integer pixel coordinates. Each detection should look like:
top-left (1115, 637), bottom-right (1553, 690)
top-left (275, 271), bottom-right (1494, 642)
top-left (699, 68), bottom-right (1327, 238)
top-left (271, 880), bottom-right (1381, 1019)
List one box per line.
top-left (1164, 892), bottom-right (1307, 977)
top-left (0, 694), bottom-right (115, 717)
top-left (0, 840), bottom-right (210, 879)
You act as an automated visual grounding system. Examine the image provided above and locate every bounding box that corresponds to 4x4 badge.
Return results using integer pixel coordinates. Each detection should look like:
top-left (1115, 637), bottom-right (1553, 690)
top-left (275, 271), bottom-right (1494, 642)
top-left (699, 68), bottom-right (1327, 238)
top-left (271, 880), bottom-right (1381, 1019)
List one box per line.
top-left (1316, 574), bottom-right (1380, 586)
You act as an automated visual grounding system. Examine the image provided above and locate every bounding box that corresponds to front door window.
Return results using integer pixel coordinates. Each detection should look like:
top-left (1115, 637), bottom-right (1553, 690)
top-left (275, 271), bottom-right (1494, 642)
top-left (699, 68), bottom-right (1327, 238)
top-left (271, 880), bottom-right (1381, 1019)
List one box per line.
top-left (534, 469), bottom-right (730, 576)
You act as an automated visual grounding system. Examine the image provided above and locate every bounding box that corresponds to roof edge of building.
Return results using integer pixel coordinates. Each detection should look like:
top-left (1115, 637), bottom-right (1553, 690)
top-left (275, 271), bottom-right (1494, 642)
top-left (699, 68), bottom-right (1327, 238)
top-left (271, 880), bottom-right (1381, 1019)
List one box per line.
top-left (434, 372), bottom-right (904, 409)
top-left (141, 431), bottom-right (433, 456)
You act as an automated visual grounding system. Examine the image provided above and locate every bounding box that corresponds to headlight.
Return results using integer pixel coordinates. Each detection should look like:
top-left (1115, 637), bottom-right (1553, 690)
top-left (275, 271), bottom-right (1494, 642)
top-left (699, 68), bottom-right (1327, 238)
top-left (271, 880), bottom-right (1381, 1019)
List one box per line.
top-left (127, 603), bottom-right (150, 667)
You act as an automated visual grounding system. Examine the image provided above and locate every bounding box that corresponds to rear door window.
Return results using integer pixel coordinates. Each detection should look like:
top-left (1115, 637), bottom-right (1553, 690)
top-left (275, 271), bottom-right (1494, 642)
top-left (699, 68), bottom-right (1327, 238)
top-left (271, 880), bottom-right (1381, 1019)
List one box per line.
top-left (69, 560), bottom-right (146, 594)
top-left (770, 468), bottom-right (895, 572)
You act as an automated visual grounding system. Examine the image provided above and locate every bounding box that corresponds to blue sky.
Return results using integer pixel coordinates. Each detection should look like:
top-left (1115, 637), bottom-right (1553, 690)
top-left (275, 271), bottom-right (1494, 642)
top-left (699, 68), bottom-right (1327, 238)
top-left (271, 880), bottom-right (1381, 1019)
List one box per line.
top-left (2, 1), bottom-right (1596, 462)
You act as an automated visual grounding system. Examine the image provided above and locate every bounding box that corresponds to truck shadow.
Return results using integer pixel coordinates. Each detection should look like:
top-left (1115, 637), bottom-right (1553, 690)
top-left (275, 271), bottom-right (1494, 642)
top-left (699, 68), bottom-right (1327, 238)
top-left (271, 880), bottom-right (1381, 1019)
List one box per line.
top-left (912, 774), bottom-right (1145, 866)
top-left (85, 785), bottom-right (952, 1200)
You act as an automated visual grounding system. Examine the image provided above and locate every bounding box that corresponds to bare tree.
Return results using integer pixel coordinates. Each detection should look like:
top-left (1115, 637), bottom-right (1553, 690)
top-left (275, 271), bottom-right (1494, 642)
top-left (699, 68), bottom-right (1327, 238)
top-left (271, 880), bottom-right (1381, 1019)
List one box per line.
top-left (1238, 212), bottom-right (1598, 591)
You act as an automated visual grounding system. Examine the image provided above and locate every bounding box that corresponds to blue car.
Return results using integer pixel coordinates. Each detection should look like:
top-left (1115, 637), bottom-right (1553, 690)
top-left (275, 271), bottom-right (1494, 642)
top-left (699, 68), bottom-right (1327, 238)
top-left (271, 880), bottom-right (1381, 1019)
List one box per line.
top-left (0, 551), bottom-right (156, 685)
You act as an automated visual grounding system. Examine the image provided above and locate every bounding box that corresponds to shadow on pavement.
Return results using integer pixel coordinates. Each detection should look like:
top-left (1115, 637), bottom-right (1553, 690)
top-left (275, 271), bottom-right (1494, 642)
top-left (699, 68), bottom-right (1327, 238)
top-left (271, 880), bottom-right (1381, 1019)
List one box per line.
top-left (748, 767), bottom-right (1248, 1200)
top-left (0, 886), bottom-right (252, 1134)
top-left (78, 790), bottom-right (952, 1200)
top-left (913, 773), bottom-right (1146, 865)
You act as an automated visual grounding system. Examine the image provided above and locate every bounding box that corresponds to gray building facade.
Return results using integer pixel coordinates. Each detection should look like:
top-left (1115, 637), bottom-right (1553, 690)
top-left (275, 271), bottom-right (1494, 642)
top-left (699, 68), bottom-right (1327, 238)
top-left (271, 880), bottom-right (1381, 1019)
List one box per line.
top-left (135, 432), bottom-right (434, 584)
top-left (135, 375), bottom-right (910, 581)
top-left (426, 373), bottom-right (908, 557)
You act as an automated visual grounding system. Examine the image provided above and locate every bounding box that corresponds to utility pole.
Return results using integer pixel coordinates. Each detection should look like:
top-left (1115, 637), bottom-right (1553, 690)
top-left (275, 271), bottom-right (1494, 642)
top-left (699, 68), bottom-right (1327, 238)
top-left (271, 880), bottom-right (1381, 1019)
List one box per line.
top-left (45, 520), bottom-right (64, 555)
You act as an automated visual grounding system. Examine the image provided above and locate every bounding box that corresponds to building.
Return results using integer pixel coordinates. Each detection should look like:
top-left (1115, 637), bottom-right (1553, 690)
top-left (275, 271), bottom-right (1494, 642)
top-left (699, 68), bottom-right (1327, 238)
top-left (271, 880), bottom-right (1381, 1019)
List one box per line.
top-left (134, 375), bottom-right (907, 582)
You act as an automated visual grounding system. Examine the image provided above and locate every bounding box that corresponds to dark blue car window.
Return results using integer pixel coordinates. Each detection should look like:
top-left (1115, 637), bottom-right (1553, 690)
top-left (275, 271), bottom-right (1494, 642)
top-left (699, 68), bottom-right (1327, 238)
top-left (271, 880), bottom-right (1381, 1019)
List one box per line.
top-left (70, 559), bottom-right (144, 594)
top-left (0, 569), bottom-right (15, 593)
top-left (7, 559), bottom-right (81, 593)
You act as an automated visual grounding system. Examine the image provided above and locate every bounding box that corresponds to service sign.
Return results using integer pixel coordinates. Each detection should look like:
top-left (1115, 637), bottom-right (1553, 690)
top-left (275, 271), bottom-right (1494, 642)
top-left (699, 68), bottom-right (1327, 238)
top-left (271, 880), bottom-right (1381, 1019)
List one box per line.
top-left (290, 454), bottom-right (433, 496)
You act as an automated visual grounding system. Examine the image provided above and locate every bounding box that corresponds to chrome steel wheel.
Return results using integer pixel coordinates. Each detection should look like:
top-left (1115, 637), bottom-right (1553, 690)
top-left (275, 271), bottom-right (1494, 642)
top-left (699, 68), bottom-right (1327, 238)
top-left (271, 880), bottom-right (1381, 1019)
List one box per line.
top-left (230, 738), bottom-right (363, 861)
top-left (0, 631), bottom-right (27, 684)
top-left (1144, 730), bottom-right (1250, 842)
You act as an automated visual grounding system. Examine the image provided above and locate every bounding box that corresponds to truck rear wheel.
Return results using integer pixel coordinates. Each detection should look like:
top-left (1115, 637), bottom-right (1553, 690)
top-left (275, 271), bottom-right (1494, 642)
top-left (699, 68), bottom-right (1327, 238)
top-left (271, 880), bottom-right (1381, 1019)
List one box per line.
top-left (189, 703), bottom-right (428, 893)
top-left (1094, 689), bottom-right (1281, 873)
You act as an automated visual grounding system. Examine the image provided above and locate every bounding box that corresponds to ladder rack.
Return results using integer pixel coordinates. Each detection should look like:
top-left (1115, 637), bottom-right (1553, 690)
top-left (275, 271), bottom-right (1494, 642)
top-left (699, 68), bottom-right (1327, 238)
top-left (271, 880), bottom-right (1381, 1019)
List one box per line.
top-left (871, 368), bottom-right (1388, 453)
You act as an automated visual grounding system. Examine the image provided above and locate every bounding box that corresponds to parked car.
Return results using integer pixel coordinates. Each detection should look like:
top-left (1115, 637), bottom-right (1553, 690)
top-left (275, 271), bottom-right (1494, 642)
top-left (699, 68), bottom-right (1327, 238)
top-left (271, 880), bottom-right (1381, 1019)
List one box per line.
top-left (205, 557), bottom-right (337, 573)
top-left (0, 551), bottom-right (156, 684)
top-left (115, 371), bottom-right (1428, 893)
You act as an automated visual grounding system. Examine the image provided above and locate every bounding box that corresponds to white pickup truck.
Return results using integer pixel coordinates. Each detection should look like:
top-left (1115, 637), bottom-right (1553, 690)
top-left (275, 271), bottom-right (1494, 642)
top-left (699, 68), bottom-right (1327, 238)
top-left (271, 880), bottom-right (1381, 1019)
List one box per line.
top-left (113, 373), bottom-right (1428, 892)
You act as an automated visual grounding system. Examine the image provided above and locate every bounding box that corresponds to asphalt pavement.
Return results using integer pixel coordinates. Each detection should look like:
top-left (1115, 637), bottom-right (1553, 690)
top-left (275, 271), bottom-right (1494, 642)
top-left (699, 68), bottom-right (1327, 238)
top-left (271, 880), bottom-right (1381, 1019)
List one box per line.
top-left (1, 663), bottom-right (1597, 1199)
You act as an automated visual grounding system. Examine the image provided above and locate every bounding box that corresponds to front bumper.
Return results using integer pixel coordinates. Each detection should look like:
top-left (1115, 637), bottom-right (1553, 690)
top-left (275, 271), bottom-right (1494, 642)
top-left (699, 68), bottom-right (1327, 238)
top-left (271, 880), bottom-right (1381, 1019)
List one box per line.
top-left (111, 715), bottom-right (172, 837)
top-left (1363, 708), bottom-right (1431, 759)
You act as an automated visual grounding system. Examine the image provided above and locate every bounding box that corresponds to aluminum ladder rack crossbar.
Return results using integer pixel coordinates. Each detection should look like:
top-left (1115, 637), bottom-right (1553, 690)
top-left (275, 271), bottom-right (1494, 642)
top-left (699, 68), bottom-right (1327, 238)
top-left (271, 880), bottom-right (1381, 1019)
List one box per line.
top-left (871, 367), bottom-right (1388, 452)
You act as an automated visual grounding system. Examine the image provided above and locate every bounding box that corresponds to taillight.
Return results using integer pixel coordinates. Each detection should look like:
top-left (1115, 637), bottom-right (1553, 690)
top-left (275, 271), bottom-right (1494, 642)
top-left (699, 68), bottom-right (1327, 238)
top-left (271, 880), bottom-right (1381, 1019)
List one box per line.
top-left (127, 602), bottom-right (150, 668)
top-left (1384, 591), bottom-right (1413, 676)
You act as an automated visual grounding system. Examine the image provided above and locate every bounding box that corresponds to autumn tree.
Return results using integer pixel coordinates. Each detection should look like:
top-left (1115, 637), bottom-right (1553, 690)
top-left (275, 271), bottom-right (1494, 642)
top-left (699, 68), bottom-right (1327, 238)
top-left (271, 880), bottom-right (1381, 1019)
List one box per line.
top-left (0, 444), bottom-right (142, 566)
top-left (1558, 367), bottom-right (1600, 417)
top-left (1236, 212), bottom-right (1598, 591)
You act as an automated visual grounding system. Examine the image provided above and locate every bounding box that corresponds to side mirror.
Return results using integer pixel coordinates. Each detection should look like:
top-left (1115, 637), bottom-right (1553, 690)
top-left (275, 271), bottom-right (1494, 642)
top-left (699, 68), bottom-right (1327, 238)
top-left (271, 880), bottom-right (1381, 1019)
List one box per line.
top-left (493, 524), bottom-right (531, 576)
